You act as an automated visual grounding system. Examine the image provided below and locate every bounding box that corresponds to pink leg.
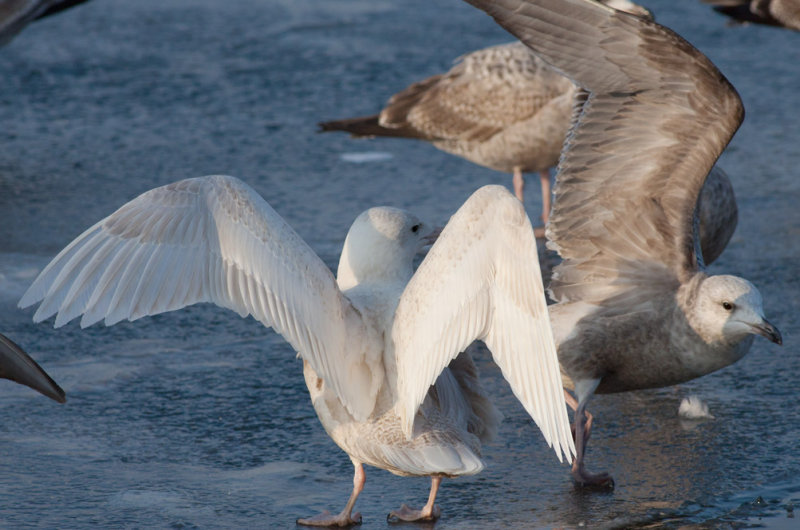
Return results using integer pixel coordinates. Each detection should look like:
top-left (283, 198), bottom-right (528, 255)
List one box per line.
top-left (512, 167), bottom-right (525, 202)
top-left (387, 476), bottom-right (443, 522)
top-left (297, 461), bottom-right (365, 527)
top-left (540, 169), bottom-right (552, 225)
top-left (564, 389), bottom-right (613, 488)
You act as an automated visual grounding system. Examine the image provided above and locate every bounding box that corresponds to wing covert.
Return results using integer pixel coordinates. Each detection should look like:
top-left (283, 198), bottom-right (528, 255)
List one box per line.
top-left (380, 42), bottom-right (573, 143)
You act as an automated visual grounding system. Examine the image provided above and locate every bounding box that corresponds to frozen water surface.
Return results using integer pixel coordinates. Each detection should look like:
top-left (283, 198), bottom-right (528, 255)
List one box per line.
top-left (0, 0), bottom-right (798, 527)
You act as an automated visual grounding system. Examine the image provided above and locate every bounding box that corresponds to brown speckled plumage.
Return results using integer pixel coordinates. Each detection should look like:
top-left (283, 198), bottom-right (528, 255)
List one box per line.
top-left (320, 41), bottom-right (575, 176)
top-left (464, 0), bottom-right (781, 486)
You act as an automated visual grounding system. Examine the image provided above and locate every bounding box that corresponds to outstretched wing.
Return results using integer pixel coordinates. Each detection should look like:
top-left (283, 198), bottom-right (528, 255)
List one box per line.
top-left (19, 175), bottom-right (378, 420)
top-left (0, 332), bottom-right (65, 403)
top-left (393, 185), bottom-right (574, 462)
top-left (463, 0), bottom-right (744, 306)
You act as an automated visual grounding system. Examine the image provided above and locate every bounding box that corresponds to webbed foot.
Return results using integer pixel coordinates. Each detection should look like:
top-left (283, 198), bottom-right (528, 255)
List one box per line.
top-left (387, 503), bottom-right (441, 523)
top-left (297, 510), bottom-right (362, 527)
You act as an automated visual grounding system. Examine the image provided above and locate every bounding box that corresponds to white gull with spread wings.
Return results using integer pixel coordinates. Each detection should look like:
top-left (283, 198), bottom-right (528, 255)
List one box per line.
top-left (19, 176), bottom-right (573, 524)
top-left (464, 0), bottom-right (782, 487)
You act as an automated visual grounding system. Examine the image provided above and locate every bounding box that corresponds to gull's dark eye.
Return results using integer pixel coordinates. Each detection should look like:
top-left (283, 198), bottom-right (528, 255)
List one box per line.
top-left (411, 224), bottom-right (420, 233)
top-left (722, 301), bottom-right (734, 311)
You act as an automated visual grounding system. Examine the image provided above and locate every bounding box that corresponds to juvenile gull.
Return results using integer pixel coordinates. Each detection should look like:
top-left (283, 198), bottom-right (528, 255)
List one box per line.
top-left (463, 0), bottom-right (782, 487)
top-left (19, 176), bottom-right (574, 524)
top-left (0, 332), bottom-right (65, 402)
top-left (703, 0), bottom-right (800, 31)
top-left (318, 0), bottom-right (651, 229)
top-left (0, 0), bottom-right (90, 46)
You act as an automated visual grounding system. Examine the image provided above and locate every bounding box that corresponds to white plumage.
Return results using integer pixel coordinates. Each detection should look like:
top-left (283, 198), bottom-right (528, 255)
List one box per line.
top-left (20, 175), bottom-right (573, 524)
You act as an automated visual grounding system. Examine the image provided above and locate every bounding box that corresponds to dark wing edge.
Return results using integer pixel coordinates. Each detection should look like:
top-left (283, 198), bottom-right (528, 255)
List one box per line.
top-left (0, 333), bottom-right (66, 403)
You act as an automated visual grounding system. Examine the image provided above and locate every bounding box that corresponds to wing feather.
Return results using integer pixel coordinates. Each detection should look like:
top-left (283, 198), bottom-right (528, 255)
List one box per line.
top-left (380, 42), bottom-right (573, 142)
top-left (394, 185), bottom-right (574, 462)
top-left (20, 175), bottom-right (376, 420)
top-left (463, 0), bottom-right (744, 305)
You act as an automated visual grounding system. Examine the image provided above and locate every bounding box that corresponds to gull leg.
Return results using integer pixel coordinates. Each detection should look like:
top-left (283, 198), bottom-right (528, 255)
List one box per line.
top-left (512, 167), bottom-right (525, 202)
top-left (565, 388), bottom-right (613, 489)
top-left (387, 476), bottom-right (443, 522)
top-left (540, 169), bottom-right (552, 225)
top-left (297, 460), bottom-right (365, 527)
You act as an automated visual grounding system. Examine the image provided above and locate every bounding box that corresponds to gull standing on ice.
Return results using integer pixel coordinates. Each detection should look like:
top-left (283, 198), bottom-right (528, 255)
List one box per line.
top-left (463, 0), bottom-right (782, 487)
top-left (19, 176), bottom-right (574, 524)
top-left (0, 332), bottom-right (65, 402)
top-left (318, 0), bottom-right (652, 229)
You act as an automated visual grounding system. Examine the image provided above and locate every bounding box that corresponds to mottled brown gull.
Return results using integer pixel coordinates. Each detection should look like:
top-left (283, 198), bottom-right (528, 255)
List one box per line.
top-left (319, 0), bottom-right (652, 230)
top-left (0, 332), bottom-right (65, 402)
top-left (464, 0), bottom-right (782, 487)
top-left (703, 0), bottom-right (800, 31)
top-left (19, 177), bottom-right (574, 524)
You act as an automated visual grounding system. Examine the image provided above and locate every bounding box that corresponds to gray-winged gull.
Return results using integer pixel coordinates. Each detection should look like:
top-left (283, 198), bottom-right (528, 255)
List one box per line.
top-left (318, 0), bottom-right (652, 230)
top-left (0, 332), bottom-right (65, 402)
top-left (464, 0), bottom-right (782, 487)
top-left (703, 0), bottom-right (800, 31)
top-left (19, 177), bottom-right (574, 524)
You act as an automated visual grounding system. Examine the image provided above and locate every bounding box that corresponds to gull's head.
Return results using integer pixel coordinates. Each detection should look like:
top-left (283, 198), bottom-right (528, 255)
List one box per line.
top-left (336, 206), bottom-right (434, 290)
top-left (696, 275), bottom-right (782, 346)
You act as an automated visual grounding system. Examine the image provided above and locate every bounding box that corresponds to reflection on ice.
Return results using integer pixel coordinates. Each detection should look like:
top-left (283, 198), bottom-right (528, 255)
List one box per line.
top-left (340, 151), bottom-right (394, 163)
top-left (109, 489), bottom-right (211, 516)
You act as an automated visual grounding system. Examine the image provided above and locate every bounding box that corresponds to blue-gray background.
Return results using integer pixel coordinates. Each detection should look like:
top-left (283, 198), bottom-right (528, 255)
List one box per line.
top-left (0, 0), bottom-right (798, 527)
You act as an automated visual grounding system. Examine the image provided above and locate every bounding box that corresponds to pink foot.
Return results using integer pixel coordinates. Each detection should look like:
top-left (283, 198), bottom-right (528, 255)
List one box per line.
top-left (297, 510), bottom-right (362, 527)
top-left (386, 503), bottom-right (441, 522)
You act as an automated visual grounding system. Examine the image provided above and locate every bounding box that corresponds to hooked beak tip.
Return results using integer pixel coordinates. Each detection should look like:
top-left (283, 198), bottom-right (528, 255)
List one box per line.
top-left (753, 319), bottom-right (782, 345)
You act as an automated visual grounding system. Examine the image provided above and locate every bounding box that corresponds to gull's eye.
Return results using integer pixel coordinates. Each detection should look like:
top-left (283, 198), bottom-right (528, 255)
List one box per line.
top-left (722, 301), bottom-right (734, 311)
top-left (411, 224), bottom-right (420, 233)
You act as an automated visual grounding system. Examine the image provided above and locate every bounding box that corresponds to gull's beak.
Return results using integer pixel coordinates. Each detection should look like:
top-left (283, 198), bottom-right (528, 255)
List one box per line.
top-left (751, 319), bottom-right (782, 345)
top-left (422, 226), bottom-right (442, 246)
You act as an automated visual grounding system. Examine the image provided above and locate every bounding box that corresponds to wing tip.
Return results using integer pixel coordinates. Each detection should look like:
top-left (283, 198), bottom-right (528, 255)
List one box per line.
top-left (18, 286), bottom-right (42, 310)
top-left (398, 401), bottom-right (416, 441)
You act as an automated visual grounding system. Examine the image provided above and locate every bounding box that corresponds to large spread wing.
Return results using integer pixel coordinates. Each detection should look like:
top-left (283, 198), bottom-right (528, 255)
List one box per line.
top-left (19, 175), bottom-right (378, 420)
top-left (393, 185), bottom-right (574, 462)
top-left (463, 0), bottom-right (744, 306)
top-left (0, 332), bottom-right (65, 402)
top-left (379, 42), bottom-right (574, 143)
